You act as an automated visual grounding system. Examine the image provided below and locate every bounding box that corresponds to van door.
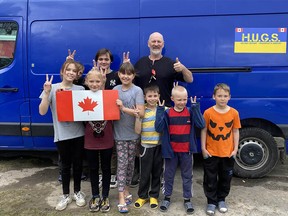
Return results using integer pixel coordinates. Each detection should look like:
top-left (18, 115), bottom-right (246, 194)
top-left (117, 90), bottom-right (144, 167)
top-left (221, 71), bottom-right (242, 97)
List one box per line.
top-left (0, 18), bottom-right (28, 149)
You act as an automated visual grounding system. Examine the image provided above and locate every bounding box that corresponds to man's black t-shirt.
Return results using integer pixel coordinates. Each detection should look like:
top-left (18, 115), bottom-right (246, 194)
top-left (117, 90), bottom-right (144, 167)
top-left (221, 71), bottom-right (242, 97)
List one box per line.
top-left (134, 56), bottom-right (185, 107)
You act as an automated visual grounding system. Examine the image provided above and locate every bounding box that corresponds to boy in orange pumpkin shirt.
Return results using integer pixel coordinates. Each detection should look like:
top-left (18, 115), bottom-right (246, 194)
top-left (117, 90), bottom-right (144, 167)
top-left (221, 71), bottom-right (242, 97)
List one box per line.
top-left (201, 83), bottom-right (241, 215)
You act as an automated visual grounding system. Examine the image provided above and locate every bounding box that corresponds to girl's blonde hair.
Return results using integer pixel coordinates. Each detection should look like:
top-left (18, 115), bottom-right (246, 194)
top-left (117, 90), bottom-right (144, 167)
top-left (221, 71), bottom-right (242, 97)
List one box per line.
top-left (85, 68), bottom-right (104, 83)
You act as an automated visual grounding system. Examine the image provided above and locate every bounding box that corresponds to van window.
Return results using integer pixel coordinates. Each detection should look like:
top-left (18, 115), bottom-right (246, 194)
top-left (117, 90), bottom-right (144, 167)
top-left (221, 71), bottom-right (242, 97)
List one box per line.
top-left (0, 21), bottom-right (18, 68)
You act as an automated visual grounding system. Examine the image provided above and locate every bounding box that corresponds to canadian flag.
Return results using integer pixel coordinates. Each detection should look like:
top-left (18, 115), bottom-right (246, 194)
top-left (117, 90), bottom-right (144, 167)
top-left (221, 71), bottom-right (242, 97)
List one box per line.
top-left (278, 28), bottom-right (287, 32)
top-left (235, 28), bottom-right (243, 32)
top-left (56, 90), bottom-right (120, 121)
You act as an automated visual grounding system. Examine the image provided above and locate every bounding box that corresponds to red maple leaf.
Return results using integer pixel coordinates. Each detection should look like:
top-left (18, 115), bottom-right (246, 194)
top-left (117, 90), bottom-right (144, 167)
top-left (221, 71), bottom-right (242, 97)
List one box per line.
top-left (78, 97), bottom-right (98, 112)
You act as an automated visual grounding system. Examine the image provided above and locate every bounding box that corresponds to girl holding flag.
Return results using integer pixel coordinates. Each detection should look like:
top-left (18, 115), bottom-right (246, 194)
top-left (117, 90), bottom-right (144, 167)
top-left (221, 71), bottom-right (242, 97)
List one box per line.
top-left (83, 68), bottom-right (114, 212)
top-left (39, 59), bottom-right (86, 211)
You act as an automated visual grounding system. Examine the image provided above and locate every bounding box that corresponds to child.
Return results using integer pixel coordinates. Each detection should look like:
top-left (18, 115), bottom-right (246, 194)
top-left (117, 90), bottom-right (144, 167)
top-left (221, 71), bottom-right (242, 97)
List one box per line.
top-left (155, 85), bottom-right (205, 215)
top-left (95, 48), bottom-right (121, 90)
top-left (113, 62), bottom-right (144, 213)
top-left (74, 61), bottom-right (87, 88)
top-left (134, 84), bottom-right (162, 209)
top-left (94, 48), bottom-right (121, 189)
top-left (201, 83), bottom-right (241, 215)
top-left (84, 69), bottom-right (113, 212)
top-left (58, 51), bottom-right (87, 183)
top-left (39, 59), bottom-right (86, 211)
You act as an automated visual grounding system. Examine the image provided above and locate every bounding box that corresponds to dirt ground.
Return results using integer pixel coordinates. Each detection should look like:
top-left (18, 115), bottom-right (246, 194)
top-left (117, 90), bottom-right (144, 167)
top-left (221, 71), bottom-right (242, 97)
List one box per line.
top-left (0, 153), bottom-right (288, 216)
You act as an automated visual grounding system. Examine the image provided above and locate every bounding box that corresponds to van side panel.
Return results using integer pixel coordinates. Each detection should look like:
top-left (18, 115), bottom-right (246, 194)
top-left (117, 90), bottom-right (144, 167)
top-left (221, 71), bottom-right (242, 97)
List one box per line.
top-left (29, 0), bottom-right (139, 20)
top-left (141, 0), bottom-right (288, 17)
top-left (28, 1), bottom-right (141, 149)
top-left (0, 0), bottom-right (288, 157)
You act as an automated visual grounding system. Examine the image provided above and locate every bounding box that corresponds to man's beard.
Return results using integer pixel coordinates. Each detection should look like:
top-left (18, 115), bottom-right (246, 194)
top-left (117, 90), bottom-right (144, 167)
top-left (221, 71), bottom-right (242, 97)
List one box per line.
top-left (150, 48), bottom-right (162, 56)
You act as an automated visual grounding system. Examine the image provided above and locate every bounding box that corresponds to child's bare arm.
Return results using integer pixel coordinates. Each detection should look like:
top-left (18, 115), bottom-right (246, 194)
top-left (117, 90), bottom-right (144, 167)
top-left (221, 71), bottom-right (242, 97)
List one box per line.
top-left (116, 100), bottom-right (144, 118)
top-left (134, 104), bottom-right (143, 134)
top-left (230, 128), bottom-right (240, 158)
top-left (39, 74), bottom-right (53, 115)
top-left (201, 127), bottom-right (211, 158)
top-left (136, 104), bottom-right (144, 118)
top-left (134, 116), bottom-right (142, 134)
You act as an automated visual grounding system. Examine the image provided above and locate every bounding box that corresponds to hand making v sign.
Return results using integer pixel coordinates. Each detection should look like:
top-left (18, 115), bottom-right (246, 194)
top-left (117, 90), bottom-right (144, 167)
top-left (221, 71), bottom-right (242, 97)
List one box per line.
top-left (66, 49), bottom-right (76, 60)
top-left (44, 74), bottom-right (53, 94)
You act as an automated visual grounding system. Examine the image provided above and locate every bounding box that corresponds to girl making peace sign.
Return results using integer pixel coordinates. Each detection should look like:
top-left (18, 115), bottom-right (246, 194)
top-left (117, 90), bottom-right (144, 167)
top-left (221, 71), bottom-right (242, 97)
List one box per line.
top-left (39, 59), bottom-right (86, 211)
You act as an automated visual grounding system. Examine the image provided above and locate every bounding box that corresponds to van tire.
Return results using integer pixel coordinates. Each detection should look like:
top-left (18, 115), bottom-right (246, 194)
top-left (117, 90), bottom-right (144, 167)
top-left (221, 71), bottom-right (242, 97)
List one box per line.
top-left (233, 127), bottom-right (278, 178)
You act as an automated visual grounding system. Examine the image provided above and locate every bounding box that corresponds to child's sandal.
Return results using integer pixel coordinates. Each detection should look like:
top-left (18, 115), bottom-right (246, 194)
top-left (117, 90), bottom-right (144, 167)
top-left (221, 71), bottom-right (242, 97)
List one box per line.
top-left (134, 198), bottom-right (148, 208)
top-left (184, 201), bottom-right (194, 215)
top-left (125, 193), bottom-right (133, 205)
top-left (150, 197), bottom-right (158, 209)
top-left (117, 204), bottom-right (129, 213)
top-left (160, 199), bottom-right (170, 212)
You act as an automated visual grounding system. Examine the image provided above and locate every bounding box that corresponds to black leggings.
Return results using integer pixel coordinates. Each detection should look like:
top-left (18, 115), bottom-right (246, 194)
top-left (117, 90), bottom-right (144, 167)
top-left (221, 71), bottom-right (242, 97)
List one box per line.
top-left (86, 148), bottom-right (113, 198)
top-left (56, 136), bottom-right (84, 195)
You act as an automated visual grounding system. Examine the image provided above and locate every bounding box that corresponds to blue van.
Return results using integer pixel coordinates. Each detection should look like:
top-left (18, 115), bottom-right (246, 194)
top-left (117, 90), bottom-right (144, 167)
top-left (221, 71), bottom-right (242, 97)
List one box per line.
top-left (1, 0), bottom-right (288, 178)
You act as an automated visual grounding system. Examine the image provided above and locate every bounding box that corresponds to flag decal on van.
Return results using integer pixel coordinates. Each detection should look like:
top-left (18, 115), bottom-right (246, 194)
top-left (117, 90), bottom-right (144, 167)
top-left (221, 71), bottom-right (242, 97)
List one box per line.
top-left (234, 28), bottom-right (287, 53)
top-left (56, 90), bottom-right (120, 121)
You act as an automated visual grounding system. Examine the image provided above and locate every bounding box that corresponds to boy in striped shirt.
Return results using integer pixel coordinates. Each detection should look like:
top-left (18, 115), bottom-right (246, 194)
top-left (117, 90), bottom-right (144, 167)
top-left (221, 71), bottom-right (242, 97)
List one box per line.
top-left (134, 84), bottom-right (163, 210)
top-left (155, 85), bottom-right (205, 214)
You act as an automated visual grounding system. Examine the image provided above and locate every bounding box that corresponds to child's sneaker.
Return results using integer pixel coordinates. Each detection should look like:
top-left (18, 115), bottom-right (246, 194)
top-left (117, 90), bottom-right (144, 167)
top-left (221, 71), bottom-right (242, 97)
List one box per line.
top-left (89, 197), bottom-right (101, 212)
top-left (72, 191), bottom-right (86, 207)
top-left (218, 201), bottom-right (228, 213)
top-left (55, 194), bottom-right (72, 211)
top-left (110, 175), bottom-right (117, 188)
top-left (100, 197), bottom-right (111, 212)
top-left (206, 204), bottom-right (216, 215)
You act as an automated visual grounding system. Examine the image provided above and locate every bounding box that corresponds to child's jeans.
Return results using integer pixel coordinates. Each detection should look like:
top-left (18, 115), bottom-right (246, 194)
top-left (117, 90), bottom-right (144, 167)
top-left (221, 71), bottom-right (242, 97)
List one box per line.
top-left (164, 152), bottom-right (193, 199)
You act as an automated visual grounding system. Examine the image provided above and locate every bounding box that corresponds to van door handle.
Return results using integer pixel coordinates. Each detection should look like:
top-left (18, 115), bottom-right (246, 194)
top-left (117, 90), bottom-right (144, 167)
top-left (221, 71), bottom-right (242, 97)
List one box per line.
top-left (0, 88), bottom-right (19, 92)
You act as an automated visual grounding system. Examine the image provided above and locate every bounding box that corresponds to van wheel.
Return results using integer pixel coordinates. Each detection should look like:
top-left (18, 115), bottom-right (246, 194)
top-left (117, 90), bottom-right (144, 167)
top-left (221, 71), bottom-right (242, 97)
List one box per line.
top-left (233, 127), bottom-right (278, 178)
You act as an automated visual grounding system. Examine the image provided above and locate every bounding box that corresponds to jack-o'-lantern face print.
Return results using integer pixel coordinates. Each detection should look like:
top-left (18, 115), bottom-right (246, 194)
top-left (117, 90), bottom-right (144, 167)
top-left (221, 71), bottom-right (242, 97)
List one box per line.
top-left (207, 119), bottom-right (233, 141)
